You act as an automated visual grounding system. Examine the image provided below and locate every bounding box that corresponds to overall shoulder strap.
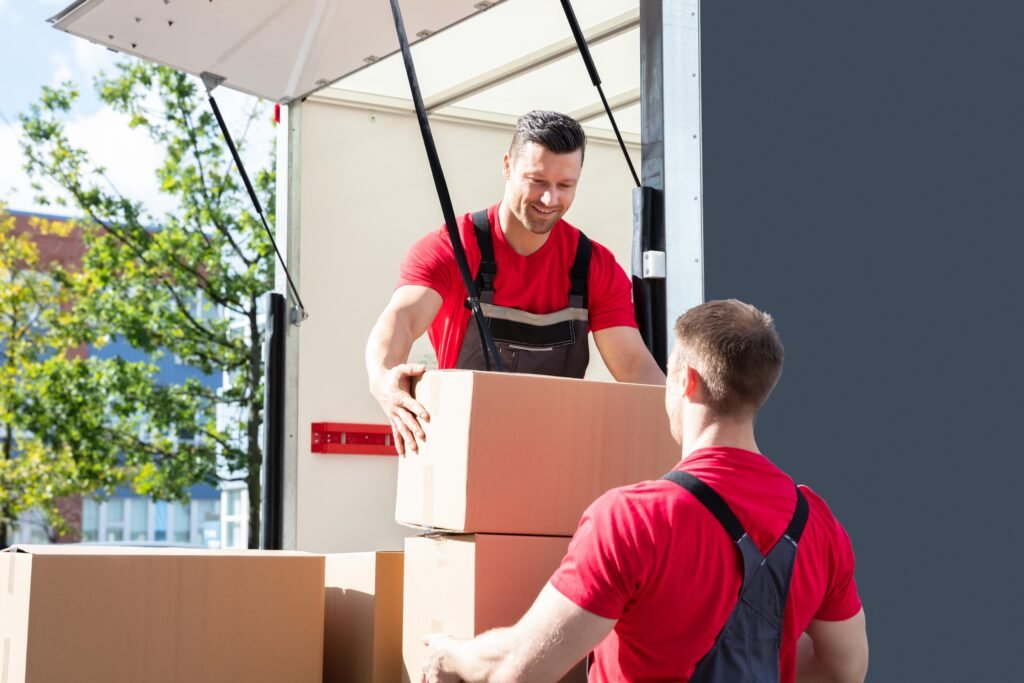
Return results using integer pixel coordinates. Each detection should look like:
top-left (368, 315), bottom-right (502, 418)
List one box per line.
top-left (784, 486), bottom-right (810, 543)
top-left (662, 470), bottom-right (746, 543)
top-left (569, 231), bottom-right (592, 307)
top-left (471, 209), bottom-right (496, 293)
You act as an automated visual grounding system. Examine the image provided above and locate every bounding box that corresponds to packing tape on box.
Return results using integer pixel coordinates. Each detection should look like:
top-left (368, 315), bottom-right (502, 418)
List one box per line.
top-left (432, 535), bottom-right (448, 569)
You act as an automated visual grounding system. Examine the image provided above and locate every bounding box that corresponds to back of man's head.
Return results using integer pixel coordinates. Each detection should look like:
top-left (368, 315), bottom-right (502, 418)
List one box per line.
top-left (672, 299), bottom-right (784, 418)
top-left (509, 110), bottom-right (587, 163)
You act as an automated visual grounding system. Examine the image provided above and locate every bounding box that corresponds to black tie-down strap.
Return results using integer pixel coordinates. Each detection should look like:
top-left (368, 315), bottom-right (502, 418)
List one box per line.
top-left (470, 209), bottom-right (592, 307)
top-left (662, 470), bottom-right (810, 545)
top-left (388, 0), bottom-right (504, 372)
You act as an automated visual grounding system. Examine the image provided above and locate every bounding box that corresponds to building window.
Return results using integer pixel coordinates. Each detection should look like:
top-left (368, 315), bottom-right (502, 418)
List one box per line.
top-left (172, 501), bottom-right (192, 544)
top-left (222, 489), bottom-right (247, 549)
top-left (104, 499), bottom-right (126, 542)
top-left (154, 501), bottom-right (168, 542)
top-left (82, 499), bottom-right (99, 542)
top-left (129, 498), bottom-right (149, 541)
top-left (195, 499), bottom-right (220, 547)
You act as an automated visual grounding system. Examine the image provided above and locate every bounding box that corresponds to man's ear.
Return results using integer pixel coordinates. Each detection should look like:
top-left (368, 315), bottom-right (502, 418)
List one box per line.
top-left (682, 365), bottom-right (700, 399)
top-left (503, 152), bottom-right (511, 179)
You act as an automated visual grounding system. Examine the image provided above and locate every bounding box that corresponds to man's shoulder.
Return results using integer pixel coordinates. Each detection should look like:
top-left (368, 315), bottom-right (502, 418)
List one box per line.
top-left (797, 483), bottom-right (851, 536)
top-left (589, 477), bottom-right (688, 523)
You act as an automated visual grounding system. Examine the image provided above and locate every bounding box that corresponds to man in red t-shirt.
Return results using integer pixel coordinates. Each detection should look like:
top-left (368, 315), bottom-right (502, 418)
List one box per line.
top-left (366, 111), bottom-right (664, 455)
top-left (421, 300), bottom-right (869, 683)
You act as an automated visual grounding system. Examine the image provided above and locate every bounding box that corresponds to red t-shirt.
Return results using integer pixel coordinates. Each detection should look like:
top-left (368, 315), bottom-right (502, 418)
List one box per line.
top-left (550, 447), bottom-right (862, 682)
top-left (397, 204), bottom-right (637, 369)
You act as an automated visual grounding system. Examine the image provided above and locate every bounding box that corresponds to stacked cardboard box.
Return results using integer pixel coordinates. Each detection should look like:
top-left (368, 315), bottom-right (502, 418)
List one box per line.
top-left (323, 551), bottom-right (404, 683)
top-left (397, 370), bottom-right (680, 682)
top-left (0, 546), bottom-right (325, 683)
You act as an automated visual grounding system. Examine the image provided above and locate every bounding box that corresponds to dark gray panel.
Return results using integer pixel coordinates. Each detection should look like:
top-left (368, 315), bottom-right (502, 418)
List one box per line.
top-left (702, 2), bottom-right (1023, 680)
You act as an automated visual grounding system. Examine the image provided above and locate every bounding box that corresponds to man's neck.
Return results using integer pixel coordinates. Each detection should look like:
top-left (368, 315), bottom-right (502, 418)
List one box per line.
top-left (680, 412), bottom-right (760, 461)
top-left (497, 199), bottom-right (551, 256)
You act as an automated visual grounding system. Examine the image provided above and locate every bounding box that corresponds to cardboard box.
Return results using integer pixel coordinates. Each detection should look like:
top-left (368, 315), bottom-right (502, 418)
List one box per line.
top-left (323, 551), bottom-right (403, 683)
top-left (396, 370), bottom-right (679, 535)
top-left (0, 545), bottom-right (325, 683)
top-left (402, 534), bottom-right (584, 683)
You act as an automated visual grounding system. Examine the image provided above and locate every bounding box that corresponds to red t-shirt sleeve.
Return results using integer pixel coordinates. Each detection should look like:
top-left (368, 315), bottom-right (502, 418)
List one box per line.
top-left (813, 502), bottom-right (863, 621)
top-left (396, 228), bottom-right (457, 295)
top-left (550, 488), bottom-right (652, 620)
top-left (587, 242), bottom-right (638, 332)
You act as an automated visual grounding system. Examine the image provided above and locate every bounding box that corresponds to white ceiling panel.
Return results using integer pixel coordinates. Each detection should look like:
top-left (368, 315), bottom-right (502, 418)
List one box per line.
top-left (447, 28), bottom-right (639, 124)
top-left (337, 0), bottom-right (638, 101)
top-left (50, 0), bottom-right (500, 103)
top-left (52, 0), bottom-right (644, 136)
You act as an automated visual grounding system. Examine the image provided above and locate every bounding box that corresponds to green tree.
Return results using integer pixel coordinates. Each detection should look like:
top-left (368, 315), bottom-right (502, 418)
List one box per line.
top-left (0, 207), bottom-right (81, 545)
top-left (18, 62), bottom-right (276, 547)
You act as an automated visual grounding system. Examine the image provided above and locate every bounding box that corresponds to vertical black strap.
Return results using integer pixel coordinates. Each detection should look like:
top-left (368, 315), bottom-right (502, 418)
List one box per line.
top-left (471, 209), bottom-right (497, 293)
top-left (662, 470), bottom-right (746, 543)
top-left (568, 232), bottom-right (592, 307)
top-left (388, 0), bottom-right (504, 371)
top-left (785, 487), bottom-right (810, 542)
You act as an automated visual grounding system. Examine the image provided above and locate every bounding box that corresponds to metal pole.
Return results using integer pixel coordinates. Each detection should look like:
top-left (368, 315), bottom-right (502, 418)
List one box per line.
top-left (640, 0), bottom-right (704, 356)
top-left (261, 292), bottom-right (286, 549)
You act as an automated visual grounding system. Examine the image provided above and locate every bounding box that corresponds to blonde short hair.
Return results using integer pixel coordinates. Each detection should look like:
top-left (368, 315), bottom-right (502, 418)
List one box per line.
top-left (673, 300), bottom-right (784, 416)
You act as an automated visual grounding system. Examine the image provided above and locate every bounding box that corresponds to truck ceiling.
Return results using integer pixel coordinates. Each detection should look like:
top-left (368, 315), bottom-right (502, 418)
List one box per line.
top-left (49, 0), bottom-right (642, 139)
top-left (49, 0), bottom-right (506, 104)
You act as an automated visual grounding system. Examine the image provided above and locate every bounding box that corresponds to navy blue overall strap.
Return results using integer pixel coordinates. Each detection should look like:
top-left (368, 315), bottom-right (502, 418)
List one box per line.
top-left (471, 210), bottom-right (497, 293)
top-left (784, 483), bottom-right (810, 543)
top-left (470, 209), bottom-right (592, 304)
top-left (662, 469), bottom-right (810, 546)
top-left (569, 232), bottom-right (592, 306)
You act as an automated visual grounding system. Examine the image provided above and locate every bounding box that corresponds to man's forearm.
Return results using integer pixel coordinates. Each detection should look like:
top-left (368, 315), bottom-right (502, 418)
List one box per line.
top-left (444, 628), bottom-right (519, 683)
top-left (614, 352), bottom-right (666, 385)
top-left (365, 309), bottom-right (416, 383)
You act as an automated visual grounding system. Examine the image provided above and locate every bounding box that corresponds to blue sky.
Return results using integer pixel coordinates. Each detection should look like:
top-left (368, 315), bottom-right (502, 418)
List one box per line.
top-left (0, 0), bottom-right (274, 216)
top-left (0, 1), bottom-right (111, 120)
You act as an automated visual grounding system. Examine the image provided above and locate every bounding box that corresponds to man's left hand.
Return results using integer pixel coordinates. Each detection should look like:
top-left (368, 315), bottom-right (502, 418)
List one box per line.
top-left (422, 634), bottom-right (461, 683)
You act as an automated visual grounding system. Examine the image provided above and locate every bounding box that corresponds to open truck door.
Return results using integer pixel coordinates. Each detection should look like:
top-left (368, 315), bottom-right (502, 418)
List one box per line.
top-left (50, 0), bottom-right (702, 552)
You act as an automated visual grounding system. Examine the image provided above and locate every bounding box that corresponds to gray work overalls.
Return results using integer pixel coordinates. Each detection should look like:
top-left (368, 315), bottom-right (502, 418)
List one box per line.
top-left (455, 209), bottom-right (593, 378)
top-left (662, 470), bottom-right (810, 683)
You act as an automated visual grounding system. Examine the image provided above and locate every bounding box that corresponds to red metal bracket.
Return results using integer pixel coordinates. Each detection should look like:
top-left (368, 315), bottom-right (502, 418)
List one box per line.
top-left (311, 422), bottom-right (398, 456)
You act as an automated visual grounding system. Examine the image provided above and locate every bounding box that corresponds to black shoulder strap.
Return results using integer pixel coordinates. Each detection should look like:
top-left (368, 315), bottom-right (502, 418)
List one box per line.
top-left (569, 232), bottom-right (592, 306)
top-left (471, 209), bottom-right (496, 293)
top-left (785, 486), bottom-right (810, 543)
top-left (662, 470), bottom-right (746, 543)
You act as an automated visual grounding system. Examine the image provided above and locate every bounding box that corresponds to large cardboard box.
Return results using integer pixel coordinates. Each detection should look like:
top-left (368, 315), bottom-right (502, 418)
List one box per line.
top-left (323, 551), bottom-right (403, 683)
top-left (0, 545), bottom-right (325, 683)
top-left (402, 534), bottom-right (584, 683)
top-left (396, 370), bottom-right (679, 535)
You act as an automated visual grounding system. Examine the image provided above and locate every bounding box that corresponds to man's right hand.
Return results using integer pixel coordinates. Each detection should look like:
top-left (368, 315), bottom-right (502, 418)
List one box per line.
top-left (370, 363), bottom-right (430, 455)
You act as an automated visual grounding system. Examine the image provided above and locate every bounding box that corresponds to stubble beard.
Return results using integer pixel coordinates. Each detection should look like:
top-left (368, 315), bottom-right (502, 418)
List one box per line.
top-left (518, 204), bottom-right (561, 235)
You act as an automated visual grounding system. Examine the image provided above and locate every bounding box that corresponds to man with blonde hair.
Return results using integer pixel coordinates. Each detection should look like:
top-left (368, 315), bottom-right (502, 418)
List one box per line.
top-left (423, 299), bottom-right (868, 683)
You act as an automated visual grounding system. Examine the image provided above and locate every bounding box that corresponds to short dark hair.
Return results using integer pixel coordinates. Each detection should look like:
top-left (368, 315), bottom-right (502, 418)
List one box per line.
top-left (672, 300), bottom-right (785, 417)
top-left (509, 110), bottom-right (587, 163)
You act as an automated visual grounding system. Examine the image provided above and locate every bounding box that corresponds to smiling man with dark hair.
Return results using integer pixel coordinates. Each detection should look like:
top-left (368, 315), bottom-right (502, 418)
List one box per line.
top-left (366, 110), bottom-right (664, 455)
